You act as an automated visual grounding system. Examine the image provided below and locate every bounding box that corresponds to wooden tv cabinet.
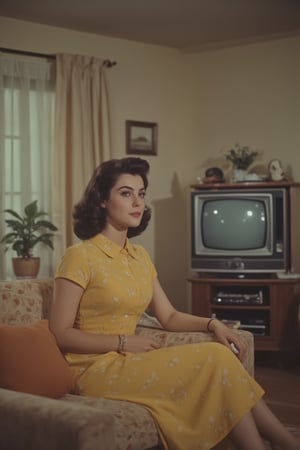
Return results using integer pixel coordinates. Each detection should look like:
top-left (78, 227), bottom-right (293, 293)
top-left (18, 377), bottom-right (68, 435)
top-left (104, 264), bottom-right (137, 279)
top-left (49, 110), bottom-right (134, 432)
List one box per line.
top-left (188, 275), bottom-right (300, 352)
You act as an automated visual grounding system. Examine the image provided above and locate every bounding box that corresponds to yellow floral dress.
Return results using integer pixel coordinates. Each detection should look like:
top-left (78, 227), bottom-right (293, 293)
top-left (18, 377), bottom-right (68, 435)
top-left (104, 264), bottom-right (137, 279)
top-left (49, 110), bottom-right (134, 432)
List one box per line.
top-left (55, 234), bottom-right (264, 450)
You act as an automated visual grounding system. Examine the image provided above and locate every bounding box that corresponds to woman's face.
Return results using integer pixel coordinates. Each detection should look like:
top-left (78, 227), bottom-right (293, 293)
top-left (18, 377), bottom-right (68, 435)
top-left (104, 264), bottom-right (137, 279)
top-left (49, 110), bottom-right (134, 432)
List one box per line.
top-left (101, 173), bottom-right (146, 231)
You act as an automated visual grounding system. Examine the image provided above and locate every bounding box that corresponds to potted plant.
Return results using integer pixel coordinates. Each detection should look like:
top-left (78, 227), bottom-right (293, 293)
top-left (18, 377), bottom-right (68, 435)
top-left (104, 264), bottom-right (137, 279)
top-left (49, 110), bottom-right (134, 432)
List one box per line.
top-left (1, 200), bottom-right (58, 277)
top-left (225, 144), bottom-right (260, 181)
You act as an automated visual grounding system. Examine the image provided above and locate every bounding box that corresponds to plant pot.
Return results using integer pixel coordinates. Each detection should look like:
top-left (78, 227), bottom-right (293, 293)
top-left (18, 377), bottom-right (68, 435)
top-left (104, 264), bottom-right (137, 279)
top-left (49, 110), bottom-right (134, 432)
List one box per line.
top-left (12, 257), bottom-right (40, 278)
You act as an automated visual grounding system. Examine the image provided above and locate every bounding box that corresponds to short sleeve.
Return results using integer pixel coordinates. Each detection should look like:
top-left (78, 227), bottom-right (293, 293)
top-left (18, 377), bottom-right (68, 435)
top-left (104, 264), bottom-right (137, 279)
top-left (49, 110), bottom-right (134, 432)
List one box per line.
top-left (133, 244), bottom-right (157, 280)
top-left (55, 245), bottom-right (91, 289)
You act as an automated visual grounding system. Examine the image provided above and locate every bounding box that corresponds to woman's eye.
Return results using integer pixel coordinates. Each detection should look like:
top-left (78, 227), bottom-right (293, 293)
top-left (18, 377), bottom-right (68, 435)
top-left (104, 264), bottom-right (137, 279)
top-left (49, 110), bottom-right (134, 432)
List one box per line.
top-left (120, 190), bottom-right (146, 198)
top-left (121, 191), bottom-right (131, 197)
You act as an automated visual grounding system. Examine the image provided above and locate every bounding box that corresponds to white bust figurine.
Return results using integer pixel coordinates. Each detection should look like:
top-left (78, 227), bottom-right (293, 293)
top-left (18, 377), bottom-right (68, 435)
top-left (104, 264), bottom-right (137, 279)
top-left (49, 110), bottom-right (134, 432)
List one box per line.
top-left (268, 159), bottom-right (285, 181)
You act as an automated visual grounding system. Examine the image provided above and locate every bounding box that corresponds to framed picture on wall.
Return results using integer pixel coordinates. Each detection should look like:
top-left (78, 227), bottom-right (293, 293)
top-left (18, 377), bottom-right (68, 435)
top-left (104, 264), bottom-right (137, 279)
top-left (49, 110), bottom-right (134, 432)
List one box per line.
top-left (126, 120), bottom-right (158, 156)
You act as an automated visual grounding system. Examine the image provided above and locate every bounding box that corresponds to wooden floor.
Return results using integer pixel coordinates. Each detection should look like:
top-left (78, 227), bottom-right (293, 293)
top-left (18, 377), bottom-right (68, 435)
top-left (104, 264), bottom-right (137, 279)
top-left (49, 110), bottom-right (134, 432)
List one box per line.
top-left (254, 352), bottom-right (300, 427)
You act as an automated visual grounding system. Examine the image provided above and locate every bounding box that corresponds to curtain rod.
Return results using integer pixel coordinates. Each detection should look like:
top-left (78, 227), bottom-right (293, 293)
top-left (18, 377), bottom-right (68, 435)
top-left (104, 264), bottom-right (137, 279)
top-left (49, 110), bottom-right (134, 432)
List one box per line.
top-left (0, 47), bottom-right (117, 67)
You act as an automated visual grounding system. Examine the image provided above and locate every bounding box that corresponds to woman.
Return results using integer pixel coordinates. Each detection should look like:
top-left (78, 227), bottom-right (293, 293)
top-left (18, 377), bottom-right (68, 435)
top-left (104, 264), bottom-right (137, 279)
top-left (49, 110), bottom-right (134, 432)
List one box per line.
top-left (50, 157), bottom-right (299, 450)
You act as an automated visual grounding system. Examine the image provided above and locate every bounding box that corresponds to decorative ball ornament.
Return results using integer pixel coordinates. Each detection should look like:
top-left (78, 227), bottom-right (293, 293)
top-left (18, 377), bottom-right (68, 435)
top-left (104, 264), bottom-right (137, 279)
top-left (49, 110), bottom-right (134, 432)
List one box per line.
top-left (203, 167), bottom-right (224, 183)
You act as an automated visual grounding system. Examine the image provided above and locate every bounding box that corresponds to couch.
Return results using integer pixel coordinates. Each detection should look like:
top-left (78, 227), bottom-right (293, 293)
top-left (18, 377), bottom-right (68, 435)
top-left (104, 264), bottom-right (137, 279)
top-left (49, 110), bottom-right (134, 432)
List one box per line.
top-left (0, 278), bottom-right (255, 450)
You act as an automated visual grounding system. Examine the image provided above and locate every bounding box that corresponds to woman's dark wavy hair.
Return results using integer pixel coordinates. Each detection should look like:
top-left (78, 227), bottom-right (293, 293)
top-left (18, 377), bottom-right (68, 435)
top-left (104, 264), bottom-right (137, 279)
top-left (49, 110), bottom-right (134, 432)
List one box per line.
top-left (73, 157), bottom-right (151, 240)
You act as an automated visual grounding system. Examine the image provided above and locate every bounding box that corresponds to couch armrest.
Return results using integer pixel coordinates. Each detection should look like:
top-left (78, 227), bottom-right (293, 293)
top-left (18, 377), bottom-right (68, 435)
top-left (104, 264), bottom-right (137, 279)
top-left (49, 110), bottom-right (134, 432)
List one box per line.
top-left (136, 326), bottom-right (254, 376)
top-left (0, 388), bottom-right (116, 450)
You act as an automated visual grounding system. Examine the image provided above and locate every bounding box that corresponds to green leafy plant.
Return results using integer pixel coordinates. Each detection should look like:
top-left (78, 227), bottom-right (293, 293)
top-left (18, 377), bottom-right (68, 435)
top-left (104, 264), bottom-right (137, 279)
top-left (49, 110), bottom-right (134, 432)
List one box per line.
top-left (1, 200), bottom-right (58, 259)
top-left (225, 144), bottom-right (260, 170)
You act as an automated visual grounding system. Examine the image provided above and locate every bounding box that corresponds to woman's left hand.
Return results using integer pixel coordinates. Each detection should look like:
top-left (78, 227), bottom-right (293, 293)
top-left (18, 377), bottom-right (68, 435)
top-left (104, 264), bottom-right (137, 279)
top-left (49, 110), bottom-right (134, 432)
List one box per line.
top-left (209, 319), bottom-right (246, 361)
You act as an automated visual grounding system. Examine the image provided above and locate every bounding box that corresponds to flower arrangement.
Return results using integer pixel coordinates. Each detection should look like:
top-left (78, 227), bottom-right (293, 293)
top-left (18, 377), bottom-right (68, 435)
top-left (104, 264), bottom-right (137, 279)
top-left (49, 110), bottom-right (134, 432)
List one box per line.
top-left (225, 144), bottom-right (260, 170)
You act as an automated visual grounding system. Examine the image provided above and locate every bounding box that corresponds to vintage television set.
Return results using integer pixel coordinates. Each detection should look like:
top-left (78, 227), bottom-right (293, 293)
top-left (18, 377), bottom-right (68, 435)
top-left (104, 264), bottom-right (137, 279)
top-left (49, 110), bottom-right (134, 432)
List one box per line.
top-left (190, 186), bottom-right (296, 277)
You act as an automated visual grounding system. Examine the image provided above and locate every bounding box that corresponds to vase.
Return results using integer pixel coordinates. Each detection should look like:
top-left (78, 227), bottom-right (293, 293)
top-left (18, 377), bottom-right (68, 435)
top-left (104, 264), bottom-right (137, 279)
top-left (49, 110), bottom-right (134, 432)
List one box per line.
top-left (233, 169), bottom-right (247, 182)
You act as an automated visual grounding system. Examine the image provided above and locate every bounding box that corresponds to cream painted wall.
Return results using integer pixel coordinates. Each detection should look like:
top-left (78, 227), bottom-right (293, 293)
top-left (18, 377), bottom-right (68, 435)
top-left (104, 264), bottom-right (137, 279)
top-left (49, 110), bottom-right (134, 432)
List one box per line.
top-left (0, 16), bottom-right (193, 310)
top-left (184, 36), bottom-right (300, 183)
top-left (1, 16), bottom-right (299, 311)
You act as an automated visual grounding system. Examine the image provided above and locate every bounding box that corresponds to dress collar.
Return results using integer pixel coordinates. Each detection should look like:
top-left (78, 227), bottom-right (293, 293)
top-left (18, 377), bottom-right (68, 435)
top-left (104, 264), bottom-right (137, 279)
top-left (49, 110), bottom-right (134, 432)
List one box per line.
top-left (89, 234), bottom-right (138, 259)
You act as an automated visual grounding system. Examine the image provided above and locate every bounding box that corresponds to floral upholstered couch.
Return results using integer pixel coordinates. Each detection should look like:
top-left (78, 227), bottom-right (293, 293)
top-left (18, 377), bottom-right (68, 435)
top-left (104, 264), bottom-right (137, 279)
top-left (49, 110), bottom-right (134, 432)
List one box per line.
top-left (0, 278), bottom-right (255, 450)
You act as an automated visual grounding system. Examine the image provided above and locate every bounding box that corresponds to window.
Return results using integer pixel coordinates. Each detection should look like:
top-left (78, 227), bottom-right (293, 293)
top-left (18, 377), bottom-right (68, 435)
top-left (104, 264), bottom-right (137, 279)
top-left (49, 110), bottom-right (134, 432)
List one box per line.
top-left (0, 56), bottom-right (55, 279)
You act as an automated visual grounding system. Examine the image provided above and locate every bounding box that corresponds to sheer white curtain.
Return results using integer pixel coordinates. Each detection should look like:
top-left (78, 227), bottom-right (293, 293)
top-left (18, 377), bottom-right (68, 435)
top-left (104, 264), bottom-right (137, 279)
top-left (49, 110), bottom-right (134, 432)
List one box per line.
top-left (53, 54), bottom-right (111, 264)
top-left (0, 55), bottom-right (55, 279)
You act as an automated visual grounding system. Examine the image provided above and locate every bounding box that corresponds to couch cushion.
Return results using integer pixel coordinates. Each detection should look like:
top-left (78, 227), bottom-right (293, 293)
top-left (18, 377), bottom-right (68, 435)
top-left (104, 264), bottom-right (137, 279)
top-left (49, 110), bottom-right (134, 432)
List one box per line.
top-left (0, 319), bottom-right (75, 398)
top-left (0, 387), bottom-right (117, 450)
top-left (0, 281), bottom-right (44, 324)
top-left (64, 394), bottom-right (161, 450)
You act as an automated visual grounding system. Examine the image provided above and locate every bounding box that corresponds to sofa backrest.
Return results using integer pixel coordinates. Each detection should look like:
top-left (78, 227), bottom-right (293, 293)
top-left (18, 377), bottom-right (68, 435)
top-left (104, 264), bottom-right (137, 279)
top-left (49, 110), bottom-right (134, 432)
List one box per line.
top-left (0, 279), bottom-right (54, 325)
top-left (0, 278), bottom-right (162, 329)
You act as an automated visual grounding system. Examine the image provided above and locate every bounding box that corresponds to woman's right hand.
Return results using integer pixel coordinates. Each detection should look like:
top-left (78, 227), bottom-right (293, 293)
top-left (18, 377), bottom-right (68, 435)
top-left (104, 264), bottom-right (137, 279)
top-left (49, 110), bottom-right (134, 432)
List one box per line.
top-left (125, 335), bottom-right (161, 353)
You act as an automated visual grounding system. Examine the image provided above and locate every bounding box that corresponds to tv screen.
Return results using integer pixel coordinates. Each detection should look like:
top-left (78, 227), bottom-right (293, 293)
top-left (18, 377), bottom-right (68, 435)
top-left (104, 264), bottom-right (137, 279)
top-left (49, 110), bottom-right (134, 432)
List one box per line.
top-left (191, 188), bottom-right (289, 274)
top-left (202, 199), bottom-right (266, 251)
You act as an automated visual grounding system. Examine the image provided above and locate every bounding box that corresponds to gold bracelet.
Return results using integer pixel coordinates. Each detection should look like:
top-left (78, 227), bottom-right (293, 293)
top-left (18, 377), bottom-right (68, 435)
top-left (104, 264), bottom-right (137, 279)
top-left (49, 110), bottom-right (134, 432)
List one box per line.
top-left (117, 334), bottom-right (127, 354)
top-left (207, 318), bottom-right (215, 332)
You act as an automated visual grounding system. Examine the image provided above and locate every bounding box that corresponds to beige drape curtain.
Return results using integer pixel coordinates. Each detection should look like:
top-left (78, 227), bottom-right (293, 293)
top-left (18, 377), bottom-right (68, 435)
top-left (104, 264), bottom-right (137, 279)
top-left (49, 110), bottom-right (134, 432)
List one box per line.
top-left (52, 54), bottom-right (111, 264)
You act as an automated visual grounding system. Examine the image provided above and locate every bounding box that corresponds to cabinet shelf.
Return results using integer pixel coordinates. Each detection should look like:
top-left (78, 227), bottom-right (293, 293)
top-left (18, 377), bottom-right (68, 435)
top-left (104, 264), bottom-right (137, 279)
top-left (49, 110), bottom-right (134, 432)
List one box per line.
top-left (211, 305), bottom-right (270, 311)
top-left (188, 275), bottom-right (300, 352)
